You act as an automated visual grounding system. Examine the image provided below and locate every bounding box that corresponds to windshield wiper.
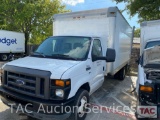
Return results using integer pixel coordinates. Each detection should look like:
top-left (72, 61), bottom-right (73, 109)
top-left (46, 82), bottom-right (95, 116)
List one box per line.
top-left (52, 54), bottom-right (78, 60)
top-left (32, 52), bottom-right (46, 57)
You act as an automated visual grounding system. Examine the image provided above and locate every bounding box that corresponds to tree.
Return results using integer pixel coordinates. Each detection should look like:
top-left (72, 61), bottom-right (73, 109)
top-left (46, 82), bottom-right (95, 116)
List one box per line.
top-left (0, 0), bottom-right (68, 53)
top-left (134, 28), bottom-right (140, 37)
top-left (114, 0), bottom-right (160, 22)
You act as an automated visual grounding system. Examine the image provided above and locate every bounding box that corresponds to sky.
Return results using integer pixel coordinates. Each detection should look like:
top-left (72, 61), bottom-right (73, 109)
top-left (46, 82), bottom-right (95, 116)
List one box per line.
top-left (61, 0), bottom-right (140, 28)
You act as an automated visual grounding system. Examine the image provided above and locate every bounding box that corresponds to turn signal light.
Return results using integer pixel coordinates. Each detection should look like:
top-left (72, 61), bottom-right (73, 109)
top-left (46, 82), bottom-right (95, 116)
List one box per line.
top-left (140, 86), bottom-right (153, 93)
top-left (55, 80), bottom-right (65, 87)
top-left (51, 79), bottom-right (71, 87)
top-left (66, 81), bottom-right (70, 86)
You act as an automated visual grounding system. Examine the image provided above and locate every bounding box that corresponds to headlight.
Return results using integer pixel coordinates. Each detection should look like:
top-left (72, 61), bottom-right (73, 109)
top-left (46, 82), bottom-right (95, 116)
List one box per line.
top-left (50, 79), bottom-right (71, 100)
top-left (55, 89), bottom-right (64, 98)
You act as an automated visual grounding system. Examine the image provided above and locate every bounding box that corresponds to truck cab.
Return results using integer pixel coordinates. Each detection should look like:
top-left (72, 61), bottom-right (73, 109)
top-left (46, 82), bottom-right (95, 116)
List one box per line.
top-left (136, 20), bottom-right (160, 119)
top-left (0, 36), bottom-right (115, 120)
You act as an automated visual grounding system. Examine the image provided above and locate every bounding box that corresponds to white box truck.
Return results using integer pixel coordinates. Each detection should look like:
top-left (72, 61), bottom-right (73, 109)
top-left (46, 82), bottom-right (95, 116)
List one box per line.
top-left (0, 30), bottom-right (25, 61)
top-left (136, 20), bottom-right (160, 119)
top-left (0, 7), bottom-right (133, 120)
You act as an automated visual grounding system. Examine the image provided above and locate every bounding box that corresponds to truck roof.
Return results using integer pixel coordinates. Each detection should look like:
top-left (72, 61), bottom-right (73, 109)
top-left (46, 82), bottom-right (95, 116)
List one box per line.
top-left (53, 7), bottom-right (131, 28)
top-left (0, 30), bottom-right (24, 34)
top-left (49, 35), bottom-right (100, 39)
top-left (141, 19), bottom-right (160, 27)
top-left (54, 7), bottom-right (117, 18)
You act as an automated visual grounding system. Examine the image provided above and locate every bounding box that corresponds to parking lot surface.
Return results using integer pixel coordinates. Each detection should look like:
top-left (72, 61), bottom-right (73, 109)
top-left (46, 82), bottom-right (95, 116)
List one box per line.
top-left (0, 62), bottom-right (137, 120)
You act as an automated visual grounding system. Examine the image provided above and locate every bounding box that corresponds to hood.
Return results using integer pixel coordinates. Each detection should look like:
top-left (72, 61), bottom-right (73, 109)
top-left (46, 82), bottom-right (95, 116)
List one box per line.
top-left (143, 46), bottom-right (160, 67)
top-left (5, 56), bottom-right (81, 78)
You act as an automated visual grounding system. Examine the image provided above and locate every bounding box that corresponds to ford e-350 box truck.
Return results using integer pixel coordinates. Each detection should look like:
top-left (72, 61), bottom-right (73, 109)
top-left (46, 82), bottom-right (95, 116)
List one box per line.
top-left (0, 7), bottom-right (133, 120)
top-left (136, 20), bottom-right (160, 119)
top-left (0, 30), bottom-right (25, 61)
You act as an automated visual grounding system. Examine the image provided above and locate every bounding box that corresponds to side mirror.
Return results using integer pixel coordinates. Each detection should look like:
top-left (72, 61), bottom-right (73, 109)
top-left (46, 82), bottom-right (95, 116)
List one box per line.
top-left (106, 48), bottom-right (116, 62)
top-left (92, 56), bottom-right (106, 61)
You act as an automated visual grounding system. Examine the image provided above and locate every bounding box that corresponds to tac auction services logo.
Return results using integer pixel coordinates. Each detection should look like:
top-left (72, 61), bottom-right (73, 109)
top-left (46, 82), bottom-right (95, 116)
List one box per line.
top-left (0, 37), bottom-right (17, 46)
top-left (137, 106), bottom-right (157, 118)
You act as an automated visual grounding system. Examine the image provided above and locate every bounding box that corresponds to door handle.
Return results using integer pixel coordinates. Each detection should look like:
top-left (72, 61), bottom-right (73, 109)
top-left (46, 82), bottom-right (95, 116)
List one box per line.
top-left (86, 66), bottom-right (91, 71)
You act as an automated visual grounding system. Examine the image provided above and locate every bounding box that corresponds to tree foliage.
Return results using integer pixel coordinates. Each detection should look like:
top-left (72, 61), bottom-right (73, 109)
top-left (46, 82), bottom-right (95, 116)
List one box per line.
top-left (134, 28), bottom-right (140, 37)
top-left (0, 0), bottom-right (68, 52)
top-left (114, 0), bottom-right (160, 22)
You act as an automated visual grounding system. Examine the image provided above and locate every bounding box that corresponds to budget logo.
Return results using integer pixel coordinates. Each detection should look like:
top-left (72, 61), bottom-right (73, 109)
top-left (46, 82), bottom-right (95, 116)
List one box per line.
top-left (137, 106), bottom-right (157, 118)
top-left (0, 37), bottom-right (17, 46)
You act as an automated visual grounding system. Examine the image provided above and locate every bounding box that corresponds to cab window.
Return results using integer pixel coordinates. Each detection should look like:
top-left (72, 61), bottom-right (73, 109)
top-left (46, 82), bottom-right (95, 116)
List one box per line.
top-left (92, 39), bottom-right (102, 58)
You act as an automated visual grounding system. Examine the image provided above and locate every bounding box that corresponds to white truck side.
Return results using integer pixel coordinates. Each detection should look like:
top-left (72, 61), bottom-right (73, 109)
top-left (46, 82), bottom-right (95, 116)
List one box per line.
top-left (0, 7), bottom-right (133, 120)
top-left (0, 30), bottom-right (25, 61)
top-left (136, 20), bottom-right (160, 118)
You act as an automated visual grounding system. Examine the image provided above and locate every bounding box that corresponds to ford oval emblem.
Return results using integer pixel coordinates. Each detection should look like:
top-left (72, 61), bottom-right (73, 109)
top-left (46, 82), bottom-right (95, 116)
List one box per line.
top-left (16, 80), bottom-right (25, 86)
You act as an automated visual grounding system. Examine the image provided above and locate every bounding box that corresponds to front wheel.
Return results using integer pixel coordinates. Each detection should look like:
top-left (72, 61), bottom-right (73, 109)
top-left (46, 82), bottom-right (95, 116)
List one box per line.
top-left (67, 89), bottom-right (89, 120)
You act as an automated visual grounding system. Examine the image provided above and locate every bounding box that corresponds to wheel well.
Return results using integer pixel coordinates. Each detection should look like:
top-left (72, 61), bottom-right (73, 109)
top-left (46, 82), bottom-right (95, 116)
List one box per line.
top-left (79, 83), bottom-right (90, 92)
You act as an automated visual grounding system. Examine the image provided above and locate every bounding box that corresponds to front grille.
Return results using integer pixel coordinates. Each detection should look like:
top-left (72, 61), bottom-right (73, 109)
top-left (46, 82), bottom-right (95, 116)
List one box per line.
top-left (147, 71), bottom-right (160, 80)
top-left (2, 65), bottom-right (51, 99)
top-left (5, 71), bottom-right (45, 98)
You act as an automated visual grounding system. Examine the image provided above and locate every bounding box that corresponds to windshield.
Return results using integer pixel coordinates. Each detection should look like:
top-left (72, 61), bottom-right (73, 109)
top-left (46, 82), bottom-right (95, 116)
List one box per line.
top-left (32, 36), bottom-right (91, 60)
top-left (145, 40), bottom-right (160, 49)
top-left (140, 40), bottom-right (160, 66)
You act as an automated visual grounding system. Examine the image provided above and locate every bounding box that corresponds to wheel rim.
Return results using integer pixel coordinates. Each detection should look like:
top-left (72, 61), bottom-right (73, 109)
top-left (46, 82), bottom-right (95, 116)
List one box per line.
top-left (78, 96), bottom-right (87, 118)
top-left (2, 55), bottom-right (7, 61)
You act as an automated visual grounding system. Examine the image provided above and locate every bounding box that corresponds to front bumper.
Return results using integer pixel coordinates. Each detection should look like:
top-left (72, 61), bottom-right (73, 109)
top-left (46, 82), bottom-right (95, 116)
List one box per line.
top-left (0, 86), bottom-right (74, 120)
top-left (137, 99), bottom-right (160, 119)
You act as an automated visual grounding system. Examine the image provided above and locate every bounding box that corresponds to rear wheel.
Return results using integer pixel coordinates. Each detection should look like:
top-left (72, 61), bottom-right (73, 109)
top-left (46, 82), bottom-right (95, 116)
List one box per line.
top-left (114, 67), bottom-right (126, 80)
top-left (0, 54), bottom-right (8, 61)
top-left (119, 67), bottom-right (126, 80)
top-left (67, 89), bottom-right (89, 120)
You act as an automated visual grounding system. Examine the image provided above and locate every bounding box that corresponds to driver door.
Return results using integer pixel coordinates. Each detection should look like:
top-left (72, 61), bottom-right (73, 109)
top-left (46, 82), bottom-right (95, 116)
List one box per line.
top-left (90, 39), bottom-right (105, 92)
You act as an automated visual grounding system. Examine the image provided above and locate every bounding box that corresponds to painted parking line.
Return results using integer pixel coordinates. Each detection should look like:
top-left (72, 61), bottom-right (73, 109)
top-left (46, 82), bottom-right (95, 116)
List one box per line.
top-left (91, 103), bottom-right (136, 120)
top-left (111, 96), bottom-right (133, 112)
top-left (122, 90), bottom-right (137, 101)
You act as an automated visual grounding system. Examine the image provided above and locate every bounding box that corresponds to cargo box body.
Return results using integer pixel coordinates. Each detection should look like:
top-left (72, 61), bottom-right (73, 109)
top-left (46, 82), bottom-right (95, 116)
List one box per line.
top-left (140, 20), bottom-right (160, 55)
top-left (53, 7), bottom-right (133, 75)
top-left (0, 30), bottom-right (25, 53)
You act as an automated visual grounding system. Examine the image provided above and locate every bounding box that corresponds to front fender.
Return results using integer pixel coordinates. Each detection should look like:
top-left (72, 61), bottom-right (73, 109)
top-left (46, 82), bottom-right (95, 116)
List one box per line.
top-left (138, 64), bottom-right (145, 85)
top-left (68, 72), bottom-right (91, 99)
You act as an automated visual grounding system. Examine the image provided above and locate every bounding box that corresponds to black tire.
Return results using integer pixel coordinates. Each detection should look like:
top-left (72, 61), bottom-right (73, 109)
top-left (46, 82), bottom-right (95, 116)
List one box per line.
top-left (114, 67), bottom-right (126, 80)
top-left (119, 67), bottom-right (126, 80)
top-left (0, 54), bottom-right (8, 61)
top-left (27, 116), bottom-right (39, 120)
top-left (19, 113), bottom-right (39, 120)
top-left (67, 89), bottom-right (89, 120)
top-left (114, 72), bottom-right (119, 79)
